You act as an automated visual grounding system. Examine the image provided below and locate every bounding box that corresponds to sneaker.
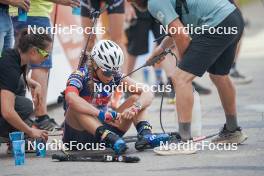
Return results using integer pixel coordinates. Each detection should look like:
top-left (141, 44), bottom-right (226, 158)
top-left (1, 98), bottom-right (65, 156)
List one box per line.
top-left (211, 124), bottom-right (248, 144)
top-left (230, 69), bottom-right (253, 85)
top-left (103, 131), bottom-right (128, 155)
top-left (192, 82), bottom-right (211, 95)
top-left (34, 115), bottom-right (60, 132)
top-left (153, 140), bottom-right (197, 155)
top-left (135, 133), bottom-right (171, 151)
top-left (0, 136), bottom-right (9, 143)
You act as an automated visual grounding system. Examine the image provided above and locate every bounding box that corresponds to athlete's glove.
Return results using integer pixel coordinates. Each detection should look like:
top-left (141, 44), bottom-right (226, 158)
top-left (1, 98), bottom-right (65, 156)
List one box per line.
top-left (98, 110), bottom-right (119, 123)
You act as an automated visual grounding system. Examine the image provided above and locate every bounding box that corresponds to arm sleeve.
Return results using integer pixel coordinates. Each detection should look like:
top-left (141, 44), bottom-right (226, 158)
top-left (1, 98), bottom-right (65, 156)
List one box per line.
top-left (148, 0), bottom-right (179, 26)
top-left (65, 70), bottom-right (85, 95)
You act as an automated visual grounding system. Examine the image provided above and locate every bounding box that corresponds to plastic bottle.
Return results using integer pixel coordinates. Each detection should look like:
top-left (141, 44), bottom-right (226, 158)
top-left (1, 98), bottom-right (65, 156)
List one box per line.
top-left (18, 0), bottom-right (30, 22)
top-left (72, 0), bottom-right (81, 15)
top-left (191, 90), bottom-right (202, 137)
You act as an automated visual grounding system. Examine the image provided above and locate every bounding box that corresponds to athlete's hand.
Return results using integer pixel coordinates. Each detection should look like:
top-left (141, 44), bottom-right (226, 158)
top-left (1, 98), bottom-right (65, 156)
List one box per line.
top-left (29, 128), bottom-right (48, 141)
top-left (10, 0), bottom-right (30, 12)
top-left (121, 106), bottom-right (139, 120)
top-left (55, 0), bottom-right (80, 8)
top-left (98, 110), bottom-right (120, 123)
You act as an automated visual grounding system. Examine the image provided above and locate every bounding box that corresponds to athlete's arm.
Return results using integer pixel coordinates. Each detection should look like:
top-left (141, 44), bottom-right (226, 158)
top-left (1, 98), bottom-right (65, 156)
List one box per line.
top-left (0, 89), bottom-right (48, 139)
top-left (65, 90), bottom-right (100, 117)
top-left (121, 77), bottom-right (154, 109)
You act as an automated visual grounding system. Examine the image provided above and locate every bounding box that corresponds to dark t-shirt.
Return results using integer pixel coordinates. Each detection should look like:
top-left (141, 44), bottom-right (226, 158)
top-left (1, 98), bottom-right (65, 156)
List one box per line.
top-left (0, 3), bottom-right (8, 9)
top-left (0, 49), bottom-right (23, 94)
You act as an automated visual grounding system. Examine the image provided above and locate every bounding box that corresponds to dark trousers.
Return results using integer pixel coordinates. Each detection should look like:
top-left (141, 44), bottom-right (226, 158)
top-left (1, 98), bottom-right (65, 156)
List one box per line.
top-left (0, 78), bottom-right (33, 137)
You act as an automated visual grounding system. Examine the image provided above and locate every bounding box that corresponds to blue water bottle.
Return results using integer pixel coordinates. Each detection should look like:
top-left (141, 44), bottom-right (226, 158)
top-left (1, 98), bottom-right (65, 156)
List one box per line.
top-left (72, 0), bottom-right (81, 15)
top-left (36, 138), bottom-right (46, 157)
top-left (18, 0), bottom-right (30, 22)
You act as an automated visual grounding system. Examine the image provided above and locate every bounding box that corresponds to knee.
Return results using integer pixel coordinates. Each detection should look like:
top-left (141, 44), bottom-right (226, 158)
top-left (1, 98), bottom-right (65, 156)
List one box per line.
top-left (172, 69), bottom-right (193, 89)
top-left (209, 74), bottom-right (229, 85)
top-left (15, 97), bottom-right (33, 120)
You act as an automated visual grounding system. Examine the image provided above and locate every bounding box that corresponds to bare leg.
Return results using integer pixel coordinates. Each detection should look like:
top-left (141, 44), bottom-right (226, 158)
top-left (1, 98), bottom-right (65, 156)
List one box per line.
top-left (126, 53), bottom-right (137, 76)
top-left (31, 68), bottom-right (49, 116)
top-left (108, 14), bottom-right (128, 74)
top-left (209, 74), bottom-right (237, 116)
top-left (171, 68), bottom-right (196, 123)
top-left (65, 109), bottom-right (102, 135)
top-left (81, 16), bottom-right (96, 51)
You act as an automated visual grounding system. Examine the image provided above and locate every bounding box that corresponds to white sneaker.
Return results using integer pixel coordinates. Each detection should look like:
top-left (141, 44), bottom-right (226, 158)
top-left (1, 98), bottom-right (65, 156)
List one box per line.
top-left (153, 141), bottom-right (197, 155)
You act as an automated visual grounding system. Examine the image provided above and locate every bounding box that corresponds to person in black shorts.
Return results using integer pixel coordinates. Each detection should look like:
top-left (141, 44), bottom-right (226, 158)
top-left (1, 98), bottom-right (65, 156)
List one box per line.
top-left (81, 0), bottom-right (126, 56)
top-left (228, 0), bottom-right (253, 84)
top-left (131, 0), bottom-right (248, 145)
top-left (125, 3), bottom-right (165, 89)
top-left (0, 29), bottom-right (51, 142)
top-left (125, 2), bottom-right (211, 96)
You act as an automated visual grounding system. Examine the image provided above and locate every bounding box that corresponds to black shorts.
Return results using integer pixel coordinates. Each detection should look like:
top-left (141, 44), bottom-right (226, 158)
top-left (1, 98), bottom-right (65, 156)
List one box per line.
top-left (178, 9), bottom-right (244, 77)
top-left (62, 122), bottom-right (125, 148)
top-left (125, 9), bottom-right (165, 56)
top-left (0, 96), bottom-right (33, 137)
top-left (81, 0), bottom-right (124, 18)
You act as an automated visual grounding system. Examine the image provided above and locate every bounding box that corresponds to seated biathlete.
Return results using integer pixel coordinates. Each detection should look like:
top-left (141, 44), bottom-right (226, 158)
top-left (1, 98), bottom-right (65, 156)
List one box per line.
top-left (63, 40), bottom-right (167, 154)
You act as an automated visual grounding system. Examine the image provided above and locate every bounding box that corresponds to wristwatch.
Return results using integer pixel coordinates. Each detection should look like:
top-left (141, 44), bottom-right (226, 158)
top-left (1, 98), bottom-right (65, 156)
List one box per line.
top-left (133, 101), bottom-right (142, 111)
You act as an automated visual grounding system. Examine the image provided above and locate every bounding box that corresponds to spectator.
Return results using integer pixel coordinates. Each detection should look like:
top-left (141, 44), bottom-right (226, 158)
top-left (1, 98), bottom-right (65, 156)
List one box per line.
top-left (10, 0), bottom-right (80, 131)
top-left (0, 0), bottom-right (29, 55)
top-left (0, 29), bottom-right (51, 142)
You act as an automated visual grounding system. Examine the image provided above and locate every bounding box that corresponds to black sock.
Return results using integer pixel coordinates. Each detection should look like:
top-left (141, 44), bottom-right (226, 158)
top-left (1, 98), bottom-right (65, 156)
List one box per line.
top-left (225, 114), bottom-right (238, 132)
top-left (136, 121), bottom-right (152, 136)
top-left (95, 126), bottom-right (119, 146)
top-left (35, 115), bottom-right (49, 123)
top-left (179, 122), bottom-right (191, 141)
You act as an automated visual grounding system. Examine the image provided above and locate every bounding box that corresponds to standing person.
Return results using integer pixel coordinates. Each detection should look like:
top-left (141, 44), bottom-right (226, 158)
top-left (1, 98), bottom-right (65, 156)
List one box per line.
top-left (125, 2), bottom-right (165, 92)
top-left (0, 0), bottom-right (29, 55)
top-left (131, 0), bottom-right (248, 144)
top-left (229, 0), bottom-right (253, 84)
top-left (10, 0), bottom-right (80, 131)
top-left (0, 29), bottom-right (51, 142)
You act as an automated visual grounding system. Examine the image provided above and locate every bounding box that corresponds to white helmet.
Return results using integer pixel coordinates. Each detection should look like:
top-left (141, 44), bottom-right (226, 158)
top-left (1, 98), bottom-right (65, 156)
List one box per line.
top-left (91, 40), bottom-right (124, 71)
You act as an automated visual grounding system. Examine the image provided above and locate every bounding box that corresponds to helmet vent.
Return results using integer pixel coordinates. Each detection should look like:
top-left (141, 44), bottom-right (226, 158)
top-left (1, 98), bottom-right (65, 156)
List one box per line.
top-left (110, 55), bottom-right (115, 65)
top-left (108, 41), bottom-right (114, 47)
top-left (118, 55), bottom-right (121, 64)
top-left (104, 42), bottom-right (109, 49)
top-left (104, 64), bottom-right (111, 69)
top-left (100, 44), bottom-right (104, 52)
top-left (98, 52), bottom-right (104, 60)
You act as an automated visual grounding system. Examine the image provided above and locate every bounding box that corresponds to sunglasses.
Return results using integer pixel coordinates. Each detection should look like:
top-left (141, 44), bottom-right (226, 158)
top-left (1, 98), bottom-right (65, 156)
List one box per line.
top-left (36, 47), bottom-right (50, 58)
top-left (100, 68), bottom-right (118, 77)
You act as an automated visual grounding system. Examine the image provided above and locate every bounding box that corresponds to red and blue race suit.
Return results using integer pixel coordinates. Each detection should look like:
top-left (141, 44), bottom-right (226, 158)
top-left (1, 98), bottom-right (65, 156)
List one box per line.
top-left (65, 65), bottom-right (123, 112)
